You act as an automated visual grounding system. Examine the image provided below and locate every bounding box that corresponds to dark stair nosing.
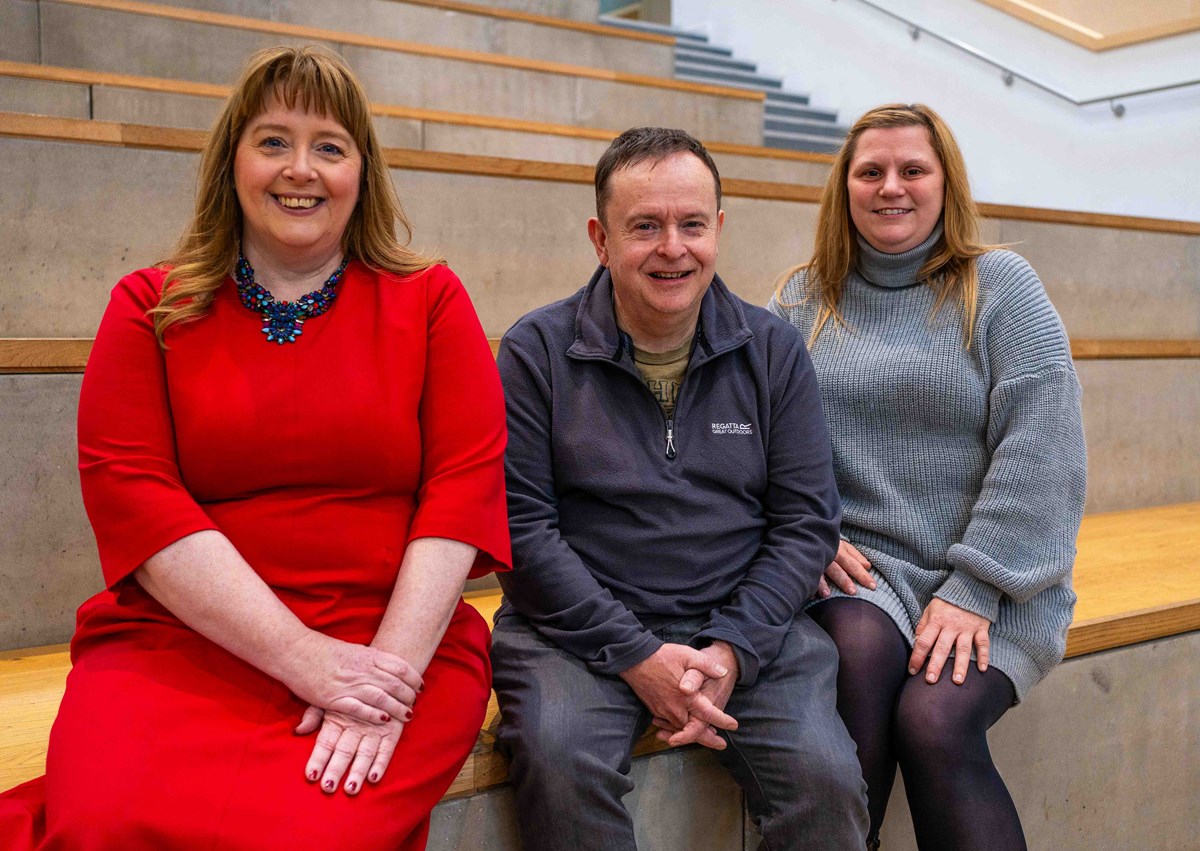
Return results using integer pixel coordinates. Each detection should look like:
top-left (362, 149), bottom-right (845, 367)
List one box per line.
top-left (673, 62), bottom-right (783, 88)
top-left (674, 70), bottom-right (784, 92)
top-left (764, 117), bottom-right (847, 138)
top-left (765, 91), bottom-right (814, 107)
top-left (766, 102), bottom-right (838, 122)
top-left (674, 50), bottom-right (758, 73)
top-left (671, 41), bottom-right (734, 57)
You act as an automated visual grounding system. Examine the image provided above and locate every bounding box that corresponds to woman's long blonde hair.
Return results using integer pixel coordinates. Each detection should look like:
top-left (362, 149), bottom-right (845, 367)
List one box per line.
top-left (778, 103), bottom-right (995, 348)
top-left (150, 45), bottom-right (440, 345)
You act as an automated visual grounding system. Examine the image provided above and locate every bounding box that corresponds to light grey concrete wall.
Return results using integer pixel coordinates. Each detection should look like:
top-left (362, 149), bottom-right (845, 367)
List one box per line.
top-left (874, 631), bottom-right (1200, 851)
top-left (90, 86), bottom-right (223, 131)
top-left (39, 2), bottom-right (343, 87)
top-left (1077, 359), bottom-right (1200, 513)
top-left (0, 0), bottom-right (40, 63)
top-left (485, 0), bottom-right (600, 22)
top-left (992, 218), bottom-right (1200, 340)
top-left (0, 77), bottom-right (89, 119)
top-left (429, 746), bottom-right (745, 850)
top-left (39, 2), bottom-right (757, 143)
top-left (0, 375), bottom-right (101, 650)
top-left (0, 138), bottom-right (194, 338)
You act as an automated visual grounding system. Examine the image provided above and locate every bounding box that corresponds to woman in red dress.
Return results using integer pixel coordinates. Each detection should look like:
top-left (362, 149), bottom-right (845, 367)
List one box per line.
top-left (0, 45), bottom-right (509, 849)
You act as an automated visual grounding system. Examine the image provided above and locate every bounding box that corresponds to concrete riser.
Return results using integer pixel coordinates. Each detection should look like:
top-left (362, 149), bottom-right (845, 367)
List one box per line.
top-left (18, 1), bottom-right (760, 145)
top-left (3, 357), bottom-right (1196, 649)
top-left (0, 138), bottom-right (1195, 339)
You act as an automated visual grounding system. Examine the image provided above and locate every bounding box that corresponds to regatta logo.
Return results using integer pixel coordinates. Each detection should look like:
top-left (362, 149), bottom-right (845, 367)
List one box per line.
top-left (711, 422), bottom-right (753, 435)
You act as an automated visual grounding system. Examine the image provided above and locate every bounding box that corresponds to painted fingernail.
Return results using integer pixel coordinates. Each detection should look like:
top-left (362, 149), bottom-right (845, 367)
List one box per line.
top-left (369, 772), bottom-right (379, 783)
top-left (308, 770), bottom-right (318, 781)
top-left (324, 779), bottom-right (335, 791)
top-left (380, 713), bottom-right (390, 722)
top-left (347, 781), bottom-right (357, 793)
top-left (403, 709), bottom-right (413, 721)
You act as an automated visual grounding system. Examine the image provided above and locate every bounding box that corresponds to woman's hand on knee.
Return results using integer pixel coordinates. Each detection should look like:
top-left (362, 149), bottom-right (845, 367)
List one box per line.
top-left (817, 540), bottom-right (876, 597)
top-left (296, 707), bottom-right (405, 795)
top-left (284, 632), bottom-right (422, 726)
top-left (908, 599), bottom-right (990, 685)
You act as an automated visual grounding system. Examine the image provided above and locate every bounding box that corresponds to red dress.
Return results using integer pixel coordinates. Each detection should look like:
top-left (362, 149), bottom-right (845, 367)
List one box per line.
top-left (0, 261), bottom-right (510, 850)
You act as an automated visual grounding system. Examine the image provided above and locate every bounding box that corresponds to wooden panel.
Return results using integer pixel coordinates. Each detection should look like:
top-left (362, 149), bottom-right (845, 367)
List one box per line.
top-left (7, 337), bottom-right (1199, 374)
top-left (51, 0), bottom-right (762, 100)
top-left (0, 60), bottom-right (828, 163)
top-left (976, 0), bottom-right (1200, 51)
top-left (1070, 340), bottom-right (1200, 360)
top-left (1067, 502), bottom-right (1200, 656)
top-left (392, 0), bottom-right (675, 45)
top-left (0, 339), bottom-right (92, 373)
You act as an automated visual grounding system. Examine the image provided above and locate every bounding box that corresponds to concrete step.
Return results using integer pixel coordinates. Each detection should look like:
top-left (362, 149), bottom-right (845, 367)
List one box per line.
top-left (763, 130), bottom-right (843, 155)
top-left (764, 117), bottom-right (847, 139)
top-left (32, 0), bottom-right (764, 146)
top-left (138, 0), bottom-right (674, 77)
top-left (673, 59), bottom-right (783, 90)
top-left (765, 101), bottom-right (839, 123)
top-left (673, 47), bottom-right (758, 74)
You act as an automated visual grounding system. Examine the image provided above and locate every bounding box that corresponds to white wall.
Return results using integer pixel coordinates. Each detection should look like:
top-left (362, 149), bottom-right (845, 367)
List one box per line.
top-left (672, 0), bottom-right (1200, 222)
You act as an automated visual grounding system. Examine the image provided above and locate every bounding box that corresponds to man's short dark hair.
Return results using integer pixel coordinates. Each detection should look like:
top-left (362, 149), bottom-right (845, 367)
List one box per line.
top-left (594, 127), bottom-right (722, 223)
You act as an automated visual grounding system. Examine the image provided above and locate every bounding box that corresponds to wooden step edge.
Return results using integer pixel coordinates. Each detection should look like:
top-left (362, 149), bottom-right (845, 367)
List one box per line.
top-left (0, 61), bottom-right (826, 164)
top-left (8, 337), bottom-right (1200, 374)
top-left (1064, 598), bottom-right (1200, 658)
top-left (392, 0), bottom-right (676, 45)
top-left (50, 0), bottom-right (762, 101)
top-left (974, 0), bottom-right (1200, 52)
top-left (8, 111), bottom-right (1199, 236)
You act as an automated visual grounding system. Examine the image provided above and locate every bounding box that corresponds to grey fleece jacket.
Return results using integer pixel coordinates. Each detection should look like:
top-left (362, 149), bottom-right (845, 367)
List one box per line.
top-left (770, 228), bottom-right (1087, 700)
top-left (497, 266), bottom-right (841, 686)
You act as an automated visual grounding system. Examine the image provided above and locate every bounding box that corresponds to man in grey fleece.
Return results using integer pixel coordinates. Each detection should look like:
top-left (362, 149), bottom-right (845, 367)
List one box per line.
top-left (491, 127), bottom-right (868, 850)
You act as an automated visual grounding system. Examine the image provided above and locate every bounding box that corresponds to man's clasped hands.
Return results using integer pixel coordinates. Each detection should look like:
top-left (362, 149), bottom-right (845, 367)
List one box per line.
top-left (619, 640), bottom-right (741, 751)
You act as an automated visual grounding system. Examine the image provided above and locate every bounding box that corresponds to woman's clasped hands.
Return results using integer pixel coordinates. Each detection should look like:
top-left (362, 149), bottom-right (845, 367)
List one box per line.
top-left (284, 631), bottom-right (423, 795)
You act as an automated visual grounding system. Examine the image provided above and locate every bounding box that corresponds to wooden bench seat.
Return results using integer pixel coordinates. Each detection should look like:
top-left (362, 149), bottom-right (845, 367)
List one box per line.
top-left (3, 502), bottom-right (1198, 797)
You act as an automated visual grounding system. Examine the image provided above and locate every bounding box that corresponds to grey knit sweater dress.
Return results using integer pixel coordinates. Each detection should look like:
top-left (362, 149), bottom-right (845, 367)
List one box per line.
top-left (769, 226), bottom-right (1087, 701)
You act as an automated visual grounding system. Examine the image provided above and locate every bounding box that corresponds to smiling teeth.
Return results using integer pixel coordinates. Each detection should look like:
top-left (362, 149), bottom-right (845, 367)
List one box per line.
top-left (877, 208), bottom-right (909, 215)
top-left (653, 272), bottom-right (688, 279)
top-left (278, 196), bottom-right (319, 209)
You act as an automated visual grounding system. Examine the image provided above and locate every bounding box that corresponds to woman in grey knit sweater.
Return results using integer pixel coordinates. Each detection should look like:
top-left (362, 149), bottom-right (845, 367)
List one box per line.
top-left (769, 104), bottom-right (1086, 851)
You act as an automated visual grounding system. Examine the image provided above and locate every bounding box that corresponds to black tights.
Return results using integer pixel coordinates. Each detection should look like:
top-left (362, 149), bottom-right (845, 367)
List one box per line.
top-left (810, 598), bottom-right (1027, 851)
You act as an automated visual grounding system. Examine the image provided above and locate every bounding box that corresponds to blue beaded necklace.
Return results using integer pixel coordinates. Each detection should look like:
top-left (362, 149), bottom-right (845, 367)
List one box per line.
top-left (234, 253), bottom-right (349, 344)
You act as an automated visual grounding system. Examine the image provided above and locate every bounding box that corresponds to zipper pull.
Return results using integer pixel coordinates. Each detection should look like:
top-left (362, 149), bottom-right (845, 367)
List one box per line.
top-left (665, 418), bottom-right (677, 460)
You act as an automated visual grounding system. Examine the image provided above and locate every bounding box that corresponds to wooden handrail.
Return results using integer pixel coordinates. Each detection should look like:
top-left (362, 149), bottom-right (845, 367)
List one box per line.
top-left (50, 0), bottom-right (761, 101)
top-left (0, 60), bottom-right (828, 164)
top-left (390, 0), bottom-right (676, 45)
top-left (4, 111), bottom-right (1199, 236)
top-left (5, 337), bottom-right (1199, 374)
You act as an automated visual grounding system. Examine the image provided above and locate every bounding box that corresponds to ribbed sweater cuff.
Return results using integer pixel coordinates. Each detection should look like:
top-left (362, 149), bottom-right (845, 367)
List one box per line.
top-left (935, 569), bottom-right (1003, 623)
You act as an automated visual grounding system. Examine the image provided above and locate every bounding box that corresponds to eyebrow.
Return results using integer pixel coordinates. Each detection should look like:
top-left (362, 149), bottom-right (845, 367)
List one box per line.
top-left (246, 122), bottom-right (354, 144)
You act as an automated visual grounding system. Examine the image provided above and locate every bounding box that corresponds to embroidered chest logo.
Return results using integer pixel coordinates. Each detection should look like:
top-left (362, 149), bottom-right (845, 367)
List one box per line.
top-left (711, 422), bottom-right (754, 436)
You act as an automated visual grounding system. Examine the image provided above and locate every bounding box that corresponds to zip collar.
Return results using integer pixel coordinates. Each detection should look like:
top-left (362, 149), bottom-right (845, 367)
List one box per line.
top-left (567, 265), bottom-right (754, 369)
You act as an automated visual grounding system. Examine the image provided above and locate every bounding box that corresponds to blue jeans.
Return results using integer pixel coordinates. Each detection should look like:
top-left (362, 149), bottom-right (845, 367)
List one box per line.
top-left (492, 612), bottom-right (868, 851)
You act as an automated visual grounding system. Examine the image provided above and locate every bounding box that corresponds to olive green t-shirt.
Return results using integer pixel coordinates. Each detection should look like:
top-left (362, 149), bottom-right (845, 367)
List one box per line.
top-left (632, 339), bottom-right (692, 418)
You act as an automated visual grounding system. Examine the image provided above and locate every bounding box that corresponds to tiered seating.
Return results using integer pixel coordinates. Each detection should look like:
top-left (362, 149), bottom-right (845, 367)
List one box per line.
top-left (1, 0), bottom-right (1198, 846)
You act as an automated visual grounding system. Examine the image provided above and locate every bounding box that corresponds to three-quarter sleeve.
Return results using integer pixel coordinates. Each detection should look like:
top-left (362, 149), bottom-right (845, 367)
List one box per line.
top-left (407, 266), bottom-right (511, 579)
top-left (77, 270), bottom-right (219, 588)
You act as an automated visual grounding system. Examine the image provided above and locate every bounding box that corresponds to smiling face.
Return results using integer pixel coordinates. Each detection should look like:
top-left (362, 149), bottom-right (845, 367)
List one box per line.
top-left (587, 152), bottom-right (723, 351)
top-left (847, 125), bottom-right (945, 254)
top-left (234, 97), bottom-right (362, 269)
